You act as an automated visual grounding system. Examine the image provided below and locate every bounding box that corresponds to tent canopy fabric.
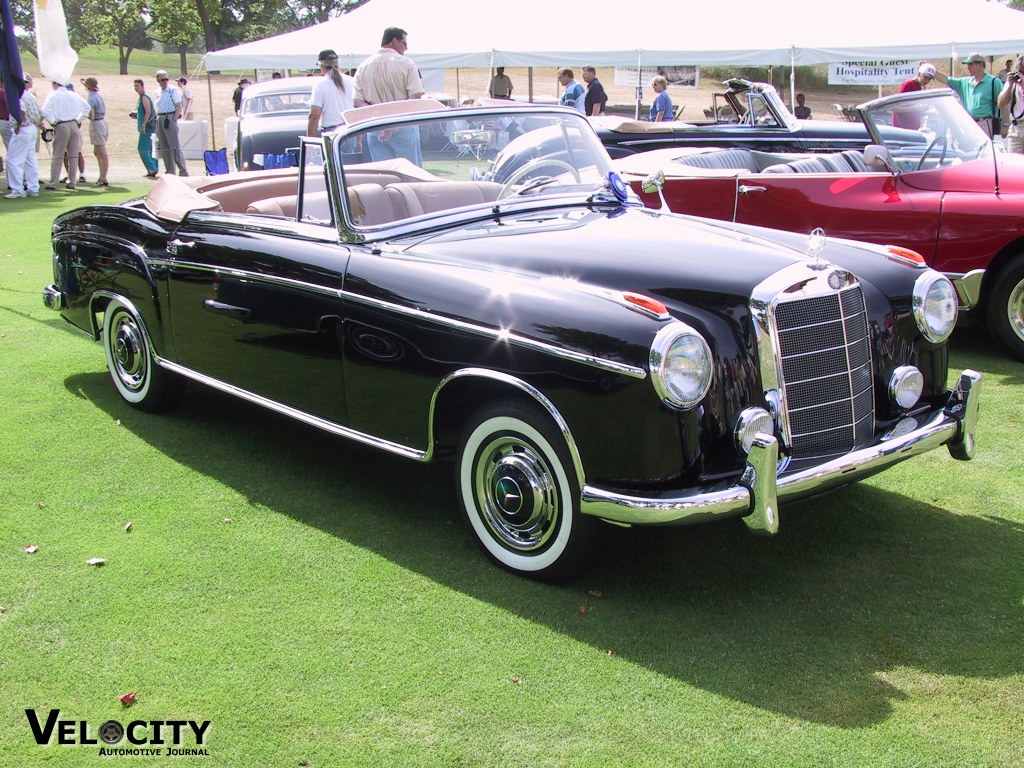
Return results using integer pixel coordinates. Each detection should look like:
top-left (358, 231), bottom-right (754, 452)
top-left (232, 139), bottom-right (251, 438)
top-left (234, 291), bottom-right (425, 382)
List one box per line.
top-left (202, 0), bottom-right (1024, 72)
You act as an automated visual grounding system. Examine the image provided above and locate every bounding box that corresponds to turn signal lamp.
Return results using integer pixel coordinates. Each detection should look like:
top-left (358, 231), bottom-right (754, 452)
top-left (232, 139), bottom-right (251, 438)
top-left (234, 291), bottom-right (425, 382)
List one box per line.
top-left (885, 245), bottom-right (926, 267)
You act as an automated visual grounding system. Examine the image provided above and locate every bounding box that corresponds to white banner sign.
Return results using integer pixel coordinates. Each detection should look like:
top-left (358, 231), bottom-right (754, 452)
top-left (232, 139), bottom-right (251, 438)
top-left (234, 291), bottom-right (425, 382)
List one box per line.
top-left (614, 66), bottom-right (699, 89)
top-left (829, 60), bottom-right (916, 86)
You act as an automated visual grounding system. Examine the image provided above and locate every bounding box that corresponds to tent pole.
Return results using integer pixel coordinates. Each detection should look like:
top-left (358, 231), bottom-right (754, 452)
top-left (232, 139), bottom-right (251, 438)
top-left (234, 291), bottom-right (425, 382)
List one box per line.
top-left (790, 47), bottom-right (796, 112)
top-left (635, 49), bottom-right (643, 120)
top-left (528, 68), bottom-right (534, 103)
top-left (206, 67), bottom-right (217, 150)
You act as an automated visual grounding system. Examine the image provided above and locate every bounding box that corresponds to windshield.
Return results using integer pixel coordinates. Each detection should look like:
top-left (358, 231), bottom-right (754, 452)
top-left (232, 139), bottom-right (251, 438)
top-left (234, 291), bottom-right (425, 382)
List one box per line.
top-left (241, 90), bottom-right (313, 117)
top-left (332, 110), bottom-right (618, 229)
top-left (744, 92), bottom-right (781, 127)
top-left (865, 94), bottom-right (994, 171)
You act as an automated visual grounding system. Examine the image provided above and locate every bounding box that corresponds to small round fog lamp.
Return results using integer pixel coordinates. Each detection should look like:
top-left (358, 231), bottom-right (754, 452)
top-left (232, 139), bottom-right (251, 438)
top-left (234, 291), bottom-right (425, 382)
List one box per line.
top-left (735, 407), bottom-right (775, 454)
top-left (889, 366), bottom-right (924, 410)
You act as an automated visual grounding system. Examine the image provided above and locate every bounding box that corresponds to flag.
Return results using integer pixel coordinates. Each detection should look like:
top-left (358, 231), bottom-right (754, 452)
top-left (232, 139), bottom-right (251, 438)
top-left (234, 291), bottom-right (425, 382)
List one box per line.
top-left (33, 0), bottom-right (76, 85)
top-left (0, 0), bottom-right (24, 123)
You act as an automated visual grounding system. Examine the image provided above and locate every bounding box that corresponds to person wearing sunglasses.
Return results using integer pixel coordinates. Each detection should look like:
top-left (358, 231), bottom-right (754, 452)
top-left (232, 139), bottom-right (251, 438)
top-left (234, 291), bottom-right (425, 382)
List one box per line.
top-left (153, 70), bottom-right (188, 176)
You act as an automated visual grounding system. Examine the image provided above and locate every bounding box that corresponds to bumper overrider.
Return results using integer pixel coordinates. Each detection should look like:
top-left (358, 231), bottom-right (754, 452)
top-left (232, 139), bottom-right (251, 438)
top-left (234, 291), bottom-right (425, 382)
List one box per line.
top-left (581, 369), bottom-right (982, 533)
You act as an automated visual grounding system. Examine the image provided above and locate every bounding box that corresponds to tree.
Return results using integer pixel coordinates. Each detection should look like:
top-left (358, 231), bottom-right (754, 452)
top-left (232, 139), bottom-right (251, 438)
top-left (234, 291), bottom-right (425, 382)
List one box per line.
top-left (149, 0), bottom-right (204, 74)
top-left (80, 0), bottom-right (150, 73)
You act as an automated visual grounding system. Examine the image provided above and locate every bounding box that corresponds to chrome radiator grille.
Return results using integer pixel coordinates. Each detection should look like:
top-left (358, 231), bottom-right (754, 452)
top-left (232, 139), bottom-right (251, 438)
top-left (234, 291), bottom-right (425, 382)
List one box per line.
top-left (773, 285), bottom-right (874, 460)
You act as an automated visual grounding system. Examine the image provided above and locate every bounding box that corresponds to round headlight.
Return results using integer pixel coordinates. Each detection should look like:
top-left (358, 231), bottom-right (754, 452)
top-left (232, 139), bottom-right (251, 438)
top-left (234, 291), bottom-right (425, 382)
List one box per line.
top-left (889, 365), bottom-right (924, 410)
top-left (650, 323), bottom-right (713, 408)
top-left (913, 272), bottom-right (958, 343)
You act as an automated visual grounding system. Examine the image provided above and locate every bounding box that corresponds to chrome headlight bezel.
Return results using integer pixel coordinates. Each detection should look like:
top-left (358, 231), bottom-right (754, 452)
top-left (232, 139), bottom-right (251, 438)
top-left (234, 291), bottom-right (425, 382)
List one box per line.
top-left (649, 322), bottom-right (713, 409)
top-left (912, 271), bottom-right (958, 344)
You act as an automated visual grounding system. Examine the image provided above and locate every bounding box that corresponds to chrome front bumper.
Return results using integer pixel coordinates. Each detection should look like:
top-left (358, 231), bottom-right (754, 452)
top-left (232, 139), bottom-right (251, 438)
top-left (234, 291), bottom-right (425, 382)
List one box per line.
top-left (581, 369), bottom-right (982, 533)
top-left (43, 284), bottom-right (64, 311)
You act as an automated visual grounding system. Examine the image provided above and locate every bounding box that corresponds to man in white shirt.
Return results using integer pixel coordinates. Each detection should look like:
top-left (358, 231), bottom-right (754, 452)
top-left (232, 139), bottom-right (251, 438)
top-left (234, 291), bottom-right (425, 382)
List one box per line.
top-left (307, 49), bottom-right (355, 137)
top-left (353, 27), bottom-right (425, 165)
top-left (41, 80), bottom-right (90, 190)
top-left (154, 69), bottom-right (188, 176)
top-left (5, 73), bottom-right (41, 199)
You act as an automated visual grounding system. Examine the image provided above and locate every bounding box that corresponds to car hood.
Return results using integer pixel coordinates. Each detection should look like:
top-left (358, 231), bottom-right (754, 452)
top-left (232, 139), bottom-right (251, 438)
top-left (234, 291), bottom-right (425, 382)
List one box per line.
top-left (398, 204), bottom-right (904, 309)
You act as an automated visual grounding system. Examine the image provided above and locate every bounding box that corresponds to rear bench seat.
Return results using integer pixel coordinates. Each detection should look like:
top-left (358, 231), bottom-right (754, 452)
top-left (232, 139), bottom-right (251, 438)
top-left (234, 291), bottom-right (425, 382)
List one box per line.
top-left (669, 147), bottom-right (872, 175)
top-left (347, 181), bottom-right (503, 226)
top-left (247, 180), bottom-right (502, 225)
top-left (670, 148), bottom-right (761, 172)
top-left (763, 150), bottom-right (871, 174)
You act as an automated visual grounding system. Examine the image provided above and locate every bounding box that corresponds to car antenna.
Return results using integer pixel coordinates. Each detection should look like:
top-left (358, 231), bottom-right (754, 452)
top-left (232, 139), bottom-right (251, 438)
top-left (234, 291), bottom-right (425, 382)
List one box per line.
top-left (993, 136), bottom-right (1001, 196)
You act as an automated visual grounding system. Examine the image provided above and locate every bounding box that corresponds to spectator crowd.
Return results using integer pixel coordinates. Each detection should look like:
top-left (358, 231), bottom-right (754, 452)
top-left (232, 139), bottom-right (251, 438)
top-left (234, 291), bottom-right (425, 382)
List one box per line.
top-left (4, 43), bottom-right (1024, 200)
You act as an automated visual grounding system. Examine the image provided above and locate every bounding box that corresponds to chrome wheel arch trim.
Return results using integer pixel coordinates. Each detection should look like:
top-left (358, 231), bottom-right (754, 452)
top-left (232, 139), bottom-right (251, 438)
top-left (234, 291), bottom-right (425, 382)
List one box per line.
top-left (88, 291), bottom-right (152, 343)
top-left (428, 368), bottom-right (587, 488)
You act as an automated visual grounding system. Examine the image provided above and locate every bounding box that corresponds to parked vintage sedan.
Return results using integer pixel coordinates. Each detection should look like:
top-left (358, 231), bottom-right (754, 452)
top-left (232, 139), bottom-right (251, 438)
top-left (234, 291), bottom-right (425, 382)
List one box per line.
top-left (43, 101), bottom-right (981, 581)
top-left (592, 79), bottom-right (926, 158)
top-left (235, 76), bottom-right (313, 171)
top-left (614, 89), bottom-right (1024, 361)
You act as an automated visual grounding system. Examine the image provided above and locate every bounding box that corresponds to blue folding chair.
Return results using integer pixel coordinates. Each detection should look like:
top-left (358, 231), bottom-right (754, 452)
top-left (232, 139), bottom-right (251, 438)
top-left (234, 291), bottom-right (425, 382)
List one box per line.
top-left (204, 148), bottom-right (229, 175)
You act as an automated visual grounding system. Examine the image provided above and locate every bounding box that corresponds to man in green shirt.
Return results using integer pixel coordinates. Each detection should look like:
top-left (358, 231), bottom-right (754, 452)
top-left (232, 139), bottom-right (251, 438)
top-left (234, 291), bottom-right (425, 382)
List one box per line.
top-left (933, 52), bottom-right (1002, 137)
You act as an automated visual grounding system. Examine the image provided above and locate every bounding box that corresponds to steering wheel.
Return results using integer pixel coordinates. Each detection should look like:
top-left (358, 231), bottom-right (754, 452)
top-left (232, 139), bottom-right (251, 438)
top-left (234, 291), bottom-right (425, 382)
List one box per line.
top-left (498, 158), bottom-right (581, 199)
top-left (916, 135), bottom-right (947, 171)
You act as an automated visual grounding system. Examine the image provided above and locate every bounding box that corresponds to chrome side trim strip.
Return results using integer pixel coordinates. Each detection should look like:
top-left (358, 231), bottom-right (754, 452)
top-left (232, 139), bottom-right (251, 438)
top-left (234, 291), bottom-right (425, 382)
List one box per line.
top-left (149, 258), bottom-right (343, 300)
top-left (151, 260), bottom-right (646, 379)
top-left (581, 369), bottom-right (982, 527)
top-left (156, 358), bottom-right (429, 461)
top-left (340, 289), bottom-right (648, 380)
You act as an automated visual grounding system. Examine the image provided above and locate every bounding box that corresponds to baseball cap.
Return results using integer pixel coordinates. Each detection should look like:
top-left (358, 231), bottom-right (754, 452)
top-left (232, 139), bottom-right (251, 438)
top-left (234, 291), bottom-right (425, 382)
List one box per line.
top-left (177, 77), bottom-right (187, 84)
top-left (155, 69), bottom-right (168, 78)
top-left (318, 49), bottom-right (338, 62)
top-left (238, 77), bottom-right (250, 85)
top-left (918, 63), bottom-right (936, 78)
top-left (961, 52), bottom-right (986, 65)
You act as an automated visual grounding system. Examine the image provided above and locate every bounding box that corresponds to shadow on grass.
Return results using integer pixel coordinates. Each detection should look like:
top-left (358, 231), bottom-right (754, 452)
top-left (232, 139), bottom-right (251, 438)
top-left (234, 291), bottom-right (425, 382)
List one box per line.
top-left (66, 360), bottom-right (1024, 730)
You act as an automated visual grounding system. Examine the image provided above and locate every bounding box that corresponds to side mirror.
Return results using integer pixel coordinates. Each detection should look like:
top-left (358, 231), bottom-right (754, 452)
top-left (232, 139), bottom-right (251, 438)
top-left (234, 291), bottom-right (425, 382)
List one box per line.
top-left (864, 144), bottom-right (892, 171)
top-left (641, 170), bottom-right (666, 195)
top-left (640, 170), bottom-right (671, 213)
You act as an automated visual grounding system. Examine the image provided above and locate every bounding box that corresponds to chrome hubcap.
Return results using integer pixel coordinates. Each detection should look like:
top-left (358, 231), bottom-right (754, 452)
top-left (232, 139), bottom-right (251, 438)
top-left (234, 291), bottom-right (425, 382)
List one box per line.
top-left (111, 315), bottom-right (146, 392)
top-left (1009, 278), bottom-right (1024, 342)
top-left (474, 436), bottom-right (559, 552)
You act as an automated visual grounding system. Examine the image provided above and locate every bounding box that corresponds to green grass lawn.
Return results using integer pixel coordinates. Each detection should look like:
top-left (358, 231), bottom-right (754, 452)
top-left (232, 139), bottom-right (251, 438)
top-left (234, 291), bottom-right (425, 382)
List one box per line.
top-left (1, 190), bottom-right (1022, 767)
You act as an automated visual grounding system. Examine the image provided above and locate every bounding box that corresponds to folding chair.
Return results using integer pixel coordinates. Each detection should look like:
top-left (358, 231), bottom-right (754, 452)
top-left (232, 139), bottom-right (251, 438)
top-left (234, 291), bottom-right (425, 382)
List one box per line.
top-left (263, 149), bottom-right (298, 170)
top-left (204, 148), bottom-right (229, 175)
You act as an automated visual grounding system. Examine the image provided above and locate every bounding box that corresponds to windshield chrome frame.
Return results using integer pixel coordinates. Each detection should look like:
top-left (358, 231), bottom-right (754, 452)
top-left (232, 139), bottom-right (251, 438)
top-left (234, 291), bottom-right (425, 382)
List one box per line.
top-left (857, 90), bottom-right (993, 168)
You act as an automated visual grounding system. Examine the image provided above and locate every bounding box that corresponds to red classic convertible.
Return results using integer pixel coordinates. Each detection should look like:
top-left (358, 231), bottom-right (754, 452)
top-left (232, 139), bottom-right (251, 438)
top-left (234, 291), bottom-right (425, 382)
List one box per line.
top-left (617, 89), bottom-right (1024, 361)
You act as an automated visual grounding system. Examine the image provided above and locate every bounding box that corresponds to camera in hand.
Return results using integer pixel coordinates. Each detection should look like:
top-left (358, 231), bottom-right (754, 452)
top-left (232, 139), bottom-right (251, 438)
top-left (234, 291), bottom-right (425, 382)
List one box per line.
top-left (1010, 72), bottom-right (1022, 83)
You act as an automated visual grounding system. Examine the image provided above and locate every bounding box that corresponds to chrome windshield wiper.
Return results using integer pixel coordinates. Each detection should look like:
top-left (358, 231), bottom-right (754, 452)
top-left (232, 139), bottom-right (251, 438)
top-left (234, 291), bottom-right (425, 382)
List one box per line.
top-left (508, 176), bottom-right (562, 197)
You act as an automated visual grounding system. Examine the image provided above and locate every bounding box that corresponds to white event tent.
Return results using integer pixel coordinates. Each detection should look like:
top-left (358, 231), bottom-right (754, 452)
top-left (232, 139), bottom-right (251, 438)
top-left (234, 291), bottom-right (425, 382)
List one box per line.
top-left (202, 0), bottom-right (1024, 73)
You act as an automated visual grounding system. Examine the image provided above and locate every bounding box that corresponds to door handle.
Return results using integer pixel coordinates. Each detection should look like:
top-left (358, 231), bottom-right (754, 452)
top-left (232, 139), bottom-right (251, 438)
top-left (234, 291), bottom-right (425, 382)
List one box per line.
top-left (167, 239), bottom-right (195, 255)
top-left (738, 185), bottom-right (767, 195)
top-left (203, 299), bottom-right (251, 320)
